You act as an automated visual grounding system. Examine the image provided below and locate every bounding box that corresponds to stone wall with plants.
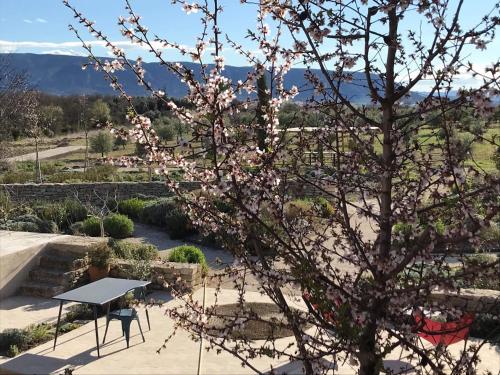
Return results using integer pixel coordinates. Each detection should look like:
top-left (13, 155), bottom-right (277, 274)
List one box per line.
top-left (110, 259), bottom-right (203, 292)
top-left (0, 180), bottom-right (332, 205)
top-left (0, 181), bottom-right (201, 204)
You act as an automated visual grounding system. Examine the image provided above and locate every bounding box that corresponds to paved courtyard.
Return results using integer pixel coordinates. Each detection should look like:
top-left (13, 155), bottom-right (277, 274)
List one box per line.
top-left (0, 296), bottom-right (76, 332)
top-left (0, 287), bottom-right (499, 374)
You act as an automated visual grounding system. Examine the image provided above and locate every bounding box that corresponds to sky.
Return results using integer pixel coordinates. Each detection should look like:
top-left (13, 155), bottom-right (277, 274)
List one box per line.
top-left (0, 0), bottom-right (498, 89)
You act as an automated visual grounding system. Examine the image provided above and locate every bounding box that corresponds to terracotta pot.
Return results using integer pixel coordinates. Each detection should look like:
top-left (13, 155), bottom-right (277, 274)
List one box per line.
top-left (88, 264), bottom-right (110, 282)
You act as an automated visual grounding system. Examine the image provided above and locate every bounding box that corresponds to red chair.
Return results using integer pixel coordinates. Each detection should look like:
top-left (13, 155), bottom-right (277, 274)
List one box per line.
top-left (413, 310), bottom-right (475, 346)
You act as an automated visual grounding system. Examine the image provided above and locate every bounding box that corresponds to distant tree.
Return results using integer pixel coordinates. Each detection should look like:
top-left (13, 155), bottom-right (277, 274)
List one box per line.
top-left (88, 99), bottom-right (111, 125)
top-left (23, 92), bottom-right (44, 182)
top-left (0, 56), bottom-right (31, 147)
top-left (154, 116), bottom-right (175, 141)
top-left (39, 105), bottom-right (64, 136)
top-left (90, 131), bottom-right (113, 157)
top-left (114, 135), bottom-right (128, 150)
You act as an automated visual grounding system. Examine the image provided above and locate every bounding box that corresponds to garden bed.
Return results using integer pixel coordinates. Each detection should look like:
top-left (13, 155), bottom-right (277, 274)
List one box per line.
top-left (207, 302), bottom-right (311, 340)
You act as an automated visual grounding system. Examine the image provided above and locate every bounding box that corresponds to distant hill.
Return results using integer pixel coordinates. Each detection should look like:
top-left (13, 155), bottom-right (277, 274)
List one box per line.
top-left (1, 53), bottom-right (424, 104)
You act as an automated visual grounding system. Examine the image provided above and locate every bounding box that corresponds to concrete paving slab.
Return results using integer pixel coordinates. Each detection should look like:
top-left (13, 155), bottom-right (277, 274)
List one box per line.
top-left (0, 296), bottom-right (76, 331)
top-left (0, 289), bottom-right (498, 375)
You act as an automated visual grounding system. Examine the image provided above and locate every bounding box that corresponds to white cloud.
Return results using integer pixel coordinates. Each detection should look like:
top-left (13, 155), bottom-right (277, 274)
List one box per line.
top-left (42, 49), bottom-right (85, 56)
top-left (0, 39), bottom-right (192, 55)
top-left (22, 18), bottom-right (49, 24)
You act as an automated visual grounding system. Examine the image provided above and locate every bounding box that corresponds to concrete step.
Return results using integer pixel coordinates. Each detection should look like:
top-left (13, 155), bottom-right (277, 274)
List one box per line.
top-left (29, 267), bottom-right (89, 288)
top-left (48, 236), bottom-right (105, 257)
top-left (39, 254), bottom-right (87, 271)
top-left (19, 281), bottom-right (66, 298)
top-left (45, 246), bottom-right (90, 260)
top-left (29, 268), bottom-right (73, 285)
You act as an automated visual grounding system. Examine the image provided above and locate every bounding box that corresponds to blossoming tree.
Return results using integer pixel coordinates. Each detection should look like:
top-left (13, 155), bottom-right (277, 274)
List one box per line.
top-left (64, 0), bottom-right (499, 373)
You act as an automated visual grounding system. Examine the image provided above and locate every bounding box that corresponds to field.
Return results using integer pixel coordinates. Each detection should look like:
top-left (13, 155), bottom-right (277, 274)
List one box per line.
top-left (0, 121), bottom-right (498, 184)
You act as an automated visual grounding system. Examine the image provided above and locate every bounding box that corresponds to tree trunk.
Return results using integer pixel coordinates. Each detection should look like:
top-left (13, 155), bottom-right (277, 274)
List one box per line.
top-left (35, 136), bottom-right (42, 183)
top-left (358, 322), bottom-right (380, 375)
top-left (84, 129), bottom-right (89, 172)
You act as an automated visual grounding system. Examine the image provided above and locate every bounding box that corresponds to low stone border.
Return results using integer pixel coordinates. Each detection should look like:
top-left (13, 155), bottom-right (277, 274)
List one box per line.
top-left (430, 288), bottom-right (500, 315)
top-left (110, 259), bottom-right (203, 293)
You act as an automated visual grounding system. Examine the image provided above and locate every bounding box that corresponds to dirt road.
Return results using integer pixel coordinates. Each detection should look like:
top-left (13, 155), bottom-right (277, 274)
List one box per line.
top-left (5, 145), bottom-right (85, 163)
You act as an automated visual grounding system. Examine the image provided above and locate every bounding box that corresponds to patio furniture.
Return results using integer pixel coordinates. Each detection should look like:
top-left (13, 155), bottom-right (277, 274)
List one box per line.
top-left (52, 277), bottom-right (151, 357)
top-left (413, 310), bottom-right (475, 347)
top-left (103, 307), bottom-right (145, 348)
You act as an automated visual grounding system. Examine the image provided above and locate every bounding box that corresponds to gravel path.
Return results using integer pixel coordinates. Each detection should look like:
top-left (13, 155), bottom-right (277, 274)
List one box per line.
top-left (6, 145), bottom-right (84, 162)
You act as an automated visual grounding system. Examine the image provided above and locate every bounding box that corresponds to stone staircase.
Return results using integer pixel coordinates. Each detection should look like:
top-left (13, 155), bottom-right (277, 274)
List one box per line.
top-left (19, 246), bottom-right (89, 298)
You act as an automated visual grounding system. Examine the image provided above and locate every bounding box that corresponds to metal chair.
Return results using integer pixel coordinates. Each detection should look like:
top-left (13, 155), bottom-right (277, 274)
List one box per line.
top-left (102, 287), bottom-right (150, 348)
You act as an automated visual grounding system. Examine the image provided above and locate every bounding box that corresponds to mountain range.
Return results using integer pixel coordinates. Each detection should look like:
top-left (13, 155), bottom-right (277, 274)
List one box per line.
top-left (2, 53), bottom-right (424, 104)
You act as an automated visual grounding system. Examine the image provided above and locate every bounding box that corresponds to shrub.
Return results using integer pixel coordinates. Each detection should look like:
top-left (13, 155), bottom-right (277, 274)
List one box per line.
top-left (65, 304), bottom-right (94, 321)
top-left (110, 240), bottom-right (159, 261)
top-left (59, 322), bottom-right (81, 334)
top-left (168, 245), bottom-right (207, 273)
top-left (118, 198), bottom-right (145, 219)
top-left (85, 165), bottom-right (118, 181)
top-left (11, 214), bottom-right (43, 227)
top-left (34, 199), bottom-right (83, 232)
top-left (7, 344), bottom-right (20, 357)
top-left (28, 324), bottom-right (54, 344)
top-left (129, 260), bottom-right (152, 281)
top-left (1, 214), bottom-right (57, 233)
top-left (393, 222), bottom-right (414, 237)
top-left (0, 221), bottom-right (40, 232)
top-left (314, 197), bottom-right (334, 218)
top-left (470, 314), bottom-right (500, 344)
top-left (139, 196), bottom-right (193, 238)
top-left (70, 221), bottom-right (85, 235)
top-left (103, 214), bottom-right (134, 239)
top-left (284, 199), bottom-right (313, 221)
top-left (38, 220), bottom-right (58, 233)
top-left (33, 203), bottom-right (66, 229)
top-left (82, 216), bottom-right (103, 237)
top-left (434, 219), bottom-right (446, 236)
top-left (213, 198), bottom-right (235, 214)
top-left (63, 200), bottom-right (88, 224)
top-left (88, 242), bottom-right (114, 268)
top-left (480, 225), bottom-right (500, 243)
top-left (140, 197), bottom-right (176, 226)
top-left (0, 329), bottom-right (31, 352)
top-left (46, 165), bottom-right (118, 183)
top-left (0, 170), bottom-right (34, 184)
top-left (165, 207), bottom-right (193, 239)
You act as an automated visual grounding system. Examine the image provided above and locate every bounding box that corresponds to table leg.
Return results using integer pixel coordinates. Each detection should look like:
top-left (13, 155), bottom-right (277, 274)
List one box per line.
top-left (53, 301), bottom-right (63, 351)
top-left (143, 287), bottom-right (151, 330)
top-left (93, 305), bottom-right (100, 357)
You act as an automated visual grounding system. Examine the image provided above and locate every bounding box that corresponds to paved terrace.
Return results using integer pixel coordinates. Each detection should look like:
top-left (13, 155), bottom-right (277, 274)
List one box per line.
top-left (0, 288), bottom-right (498, 375)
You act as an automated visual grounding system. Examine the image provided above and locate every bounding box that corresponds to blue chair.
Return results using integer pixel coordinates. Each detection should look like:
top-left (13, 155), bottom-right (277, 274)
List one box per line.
top-left (102, 287), bottom-right (150, 348)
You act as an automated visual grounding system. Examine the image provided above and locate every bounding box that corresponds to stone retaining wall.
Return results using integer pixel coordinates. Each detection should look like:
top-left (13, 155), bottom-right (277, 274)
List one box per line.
top-left (430, 288), bottom-right (500, 315)
top-left (0, 182), bottom-right (201, 204)
top-left (110, 259), bottom-right (203, 293)
top-left (0, 180), bottom-right (330, 203)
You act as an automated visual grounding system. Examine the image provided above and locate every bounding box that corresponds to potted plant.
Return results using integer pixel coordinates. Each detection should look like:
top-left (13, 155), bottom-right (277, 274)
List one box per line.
top-left (87, 242), bottom-right (114, 281)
